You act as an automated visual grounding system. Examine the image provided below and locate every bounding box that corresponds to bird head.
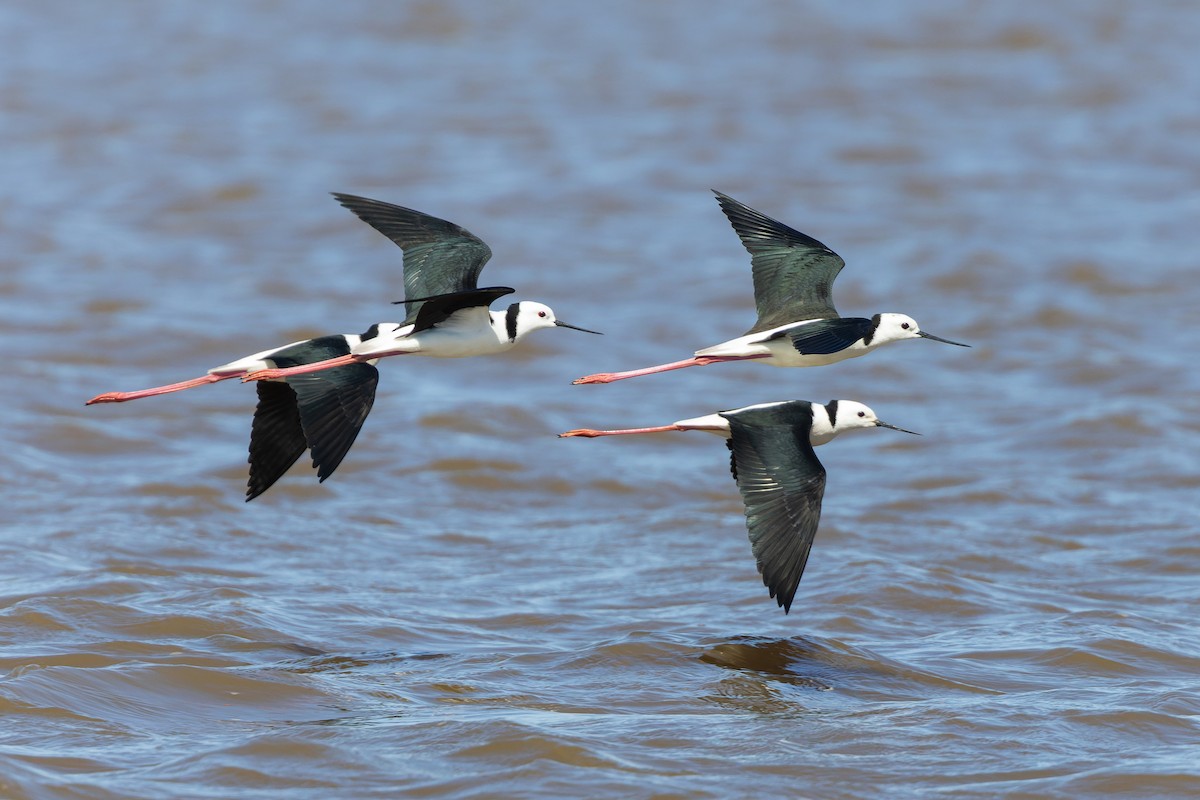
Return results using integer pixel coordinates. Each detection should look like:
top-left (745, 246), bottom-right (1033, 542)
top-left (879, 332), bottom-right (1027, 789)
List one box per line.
top-left (872, 313), bottom-right (969, 348)
top-left (822, 400), bottom-right (920, 443)
top-left (506, 301), bottom-right (602, 342)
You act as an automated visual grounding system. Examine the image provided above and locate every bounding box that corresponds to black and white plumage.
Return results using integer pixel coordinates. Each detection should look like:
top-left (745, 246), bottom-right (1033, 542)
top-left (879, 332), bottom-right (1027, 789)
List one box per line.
top-left (86, 193), bottom-right (599, 500)
top-left (573, 191), bottom-right (967, 384)
top-left (86, 316), bottom-right (395, 501)
top-left (560, 399), bottom-right (918, 613)
top-left (240, 193), bottom-right (599, 382)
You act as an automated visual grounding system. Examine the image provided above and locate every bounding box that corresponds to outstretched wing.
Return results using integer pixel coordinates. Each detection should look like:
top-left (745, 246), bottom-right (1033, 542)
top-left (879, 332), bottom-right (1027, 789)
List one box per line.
top-left (722, 402), bottom-right (827, 614)
top-left (288, 364), bottom-right (379, 483)
top-left (246, 381), bottom-right (309, 502)
top-left (253, 335), bottom-right (380, 491)
top-left (714, 191), bottom-right (845, 333)
top-left (333, 193), bottom-right (493, 326)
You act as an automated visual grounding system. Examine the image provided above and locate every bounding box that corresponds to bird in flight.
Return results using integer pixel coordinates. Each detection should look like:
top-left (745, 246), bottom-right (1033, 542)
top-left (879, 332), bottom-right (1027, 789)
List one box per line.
top-left (573, 191), bottom-right (966, 384)
top-left (561, 399), bottom-right (918, 612)
top-left (87, 193), bottom-right (599, 499)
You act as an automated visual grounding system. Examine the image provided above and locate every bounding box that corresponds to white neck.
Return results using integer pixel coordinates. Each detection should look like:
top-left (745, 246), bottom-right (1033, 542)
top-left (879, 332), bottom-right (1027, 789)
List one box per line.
top-left (809, 403), bottom-right (838, 446)
top-left (488, 308), bottom-right (523, 347)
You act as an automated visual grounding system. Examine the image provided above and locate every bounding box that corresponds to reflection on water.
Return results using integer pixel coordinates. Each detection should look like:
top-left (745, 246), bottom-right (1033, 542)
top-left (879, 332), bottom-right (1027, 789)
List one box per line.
top-left (3, 0), bottom-right (1200, 797)
top-left (701, 636), bottom-right (1001, 698)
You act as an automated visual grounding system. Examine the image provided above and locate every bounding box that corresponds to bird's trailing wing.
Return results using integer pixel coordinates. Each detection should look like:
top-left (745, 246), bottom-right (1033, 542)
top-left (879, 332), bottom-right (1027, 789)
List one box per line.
top-left (246, 381), bottom-right (309, 501)
top-left (713, 191), bottom-right (846, 333)
top-left (287, 364), bottom-right (380, 484)
top-left (247, 335), bottom-right (379, 496)
top-left (722, 402), bottom-right (827, 613)
top-left (333, 193), bottom-right (493, 326)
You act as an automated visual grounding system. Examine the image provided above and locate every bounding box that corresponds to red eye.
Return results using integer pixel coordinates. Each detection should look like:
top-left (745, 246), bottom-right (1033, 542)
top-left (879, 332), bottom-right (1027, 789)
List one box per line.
top-left (538, 311), bottom-right (548, 318)
top-left (857, 411), bottom-right (866, 417)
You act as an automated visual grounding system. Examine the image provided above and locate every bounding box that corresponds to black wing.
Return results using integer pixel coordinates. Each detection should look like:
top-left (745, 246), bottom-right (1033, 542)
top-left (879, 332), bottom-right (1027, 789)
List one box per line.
top-left (288, 364), bottom-right (380, 483)
top-left (246, 381), bottom-right (309, 502)
top-left (713, 191), bottom-right (846, 334)
top-left (722, 403), bottom-right (827, 614)
top-left (332, 193), bottom-right (493, 326)
top-left (781, 317), bottom-right (873, 355)
top-left (249, 335), bottom-right (380, 494)
top-left (404, 287), bottom-right (515, 333)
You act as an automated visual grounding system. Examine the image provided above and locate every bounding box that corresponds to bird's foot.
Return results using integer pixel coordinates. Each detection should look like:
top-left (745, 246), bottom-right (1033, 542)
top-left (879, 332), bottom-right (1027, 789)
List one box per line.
top-left (85, 392), bottom-right (126, 405)
top-left (572, 373), bottom-right (622, 385)
top-left (242, 368), bottom-right (285, 382)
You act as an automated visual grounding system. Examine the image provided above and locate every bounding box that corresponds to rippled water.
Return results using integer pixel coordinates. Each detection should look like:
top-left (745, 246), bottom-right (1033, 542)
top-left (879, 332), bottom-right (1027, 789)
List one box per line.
top-left (3, 1), bottom-right (1199, 797)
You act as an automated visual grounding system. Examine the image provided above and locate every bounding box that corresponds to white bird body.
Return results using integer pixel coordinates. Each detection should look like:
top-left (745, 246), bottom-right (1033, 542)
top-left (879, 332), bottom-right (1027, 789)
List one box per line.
top-left (692, 311), bottom-right (944, 368)
top-left (692, 319), bottom-right (872, 368)
top-left (563, 400), bottom-right (905, 445)
top-left (345, 302), bottom-right (569, 361)
top-left (556, 400), bottom-right (902, 450)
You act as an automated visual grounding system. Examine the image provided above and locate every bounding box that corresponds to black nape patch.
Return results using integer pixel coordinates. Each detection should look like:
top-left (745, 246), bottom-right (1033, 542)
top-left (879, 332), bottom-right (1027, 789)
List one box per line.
top-left (863, 314), bottom-right (882, 347)
top-left (825, 399), bottom-right (839, 428)
top-left (505, 302), bottom-right (520, 342)
top-left (360, 323), bottom-right (380, 342)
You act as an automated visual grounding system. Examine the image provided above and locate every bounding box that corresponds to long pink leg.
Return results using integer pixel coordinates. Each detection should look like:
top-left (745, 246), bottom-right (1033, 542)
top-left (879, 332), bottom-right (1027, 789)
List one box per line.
top-left (572, 354), bottom-right (765, 385)
top-left (243, 354), bottom-right (363, 382)
top-left (559, 424), bottom-right (684, 438)
top-left (86, 372), bottom-right (235, 405)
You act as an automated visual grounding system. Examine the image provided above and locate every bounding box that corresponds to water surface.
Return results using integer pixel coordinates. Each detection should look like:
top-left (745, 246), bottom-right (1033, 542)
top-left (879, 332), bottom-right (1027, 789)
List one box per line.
top-left (2, 2), bottom-right (1199, 797)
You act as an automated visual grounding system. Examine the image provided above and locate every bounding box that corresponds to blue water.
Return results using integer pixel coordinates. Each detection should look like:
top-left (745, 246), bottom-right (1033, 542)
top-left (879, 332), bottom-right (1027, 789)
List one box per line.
top-left (2, 2), bottom-right (1199, 797)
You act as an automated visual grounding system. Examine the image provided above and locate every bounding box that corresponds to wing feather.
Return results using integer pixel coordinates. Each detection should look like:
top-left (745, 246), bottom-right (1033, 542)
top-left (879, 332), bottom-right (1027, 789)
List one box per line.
top-left (287, 364), bottom-right (380, 483)
top-left (333, 193), bottom-right (493, 325)
top-left (722, 403), bottom-right (827, 613)
top-left (783, 317), bottom-right (873, 355)
top-left (246, 381), bottom-right (308, 501)
top-left (714, 191), bottom-right (845, 333)
top-left (246, 336), bottom-right (379, 495)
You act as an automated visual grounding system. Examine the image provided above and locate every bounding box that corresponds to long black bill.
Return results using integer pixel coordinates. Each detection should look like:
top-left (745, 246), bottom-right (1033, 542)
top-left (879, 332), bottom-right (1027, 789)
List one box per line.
top-left (876, 420), bottom-right (921, 436)
top-left (555, 320), bottom-right (602, 335)
top-left (918, 331), bottom-right (970, 347)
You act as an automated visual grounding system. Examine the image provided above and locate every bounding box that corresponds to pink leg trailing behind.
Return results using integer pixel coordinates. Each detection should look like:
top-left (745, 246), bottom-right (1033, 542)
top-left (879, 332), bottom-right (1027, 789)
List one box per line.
top-left (559, 424), bottom-right (684, 438)
top-left (571, 354), bottom-right (766, 385)
top-left (86, 372), bottom-right (234, 405)
top-left (243, 354), bottom-right (366, 382)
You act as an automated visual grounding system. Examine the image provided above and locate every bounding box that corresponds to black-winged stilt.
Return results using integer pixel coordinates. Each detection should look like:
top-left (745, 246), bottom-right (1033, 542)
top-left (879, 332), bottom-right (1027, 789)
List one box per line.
top-left (560, 399), bottom-right (917, 613)
top-left (89, 330), bottom-right (390, 501)
top-left (87, 193), bottom-right (600, 499)
top-left (573, 191), bottom-right (966, 385)
top-left (238, 193), bottom-right (599, 383)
